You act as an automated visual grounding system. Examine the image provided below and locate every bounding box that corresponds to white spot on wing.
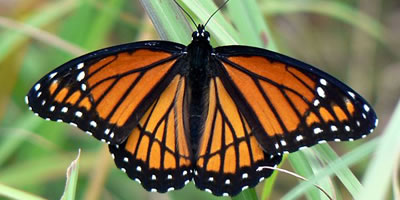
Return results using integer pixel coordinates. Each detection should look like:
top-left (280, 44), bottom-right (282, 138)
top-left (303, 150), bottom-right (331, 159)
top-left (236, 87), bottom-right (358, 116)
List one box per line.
top-left (77, 71), bottom-right (85, 82)
top-left (314, 127), bottom-right (323, 134)
top-left (123, 157), bottom-right (129, 162)
top-left (75, 111), bottom-right (82, 117)
top-left (296, 135), bottom-right (304, 141)
top-left (85, 131), bottom-right (92, 136)
top-left (299, 146), bottom-right (307, 150)
top-left (320, 79), bottom-right (327, 85)
top-left (348, 91), bottom-right (355, 99)
top-left (34, 83), bottom-right (41, 91)
top-left (313, 99), bottom-right (320, 106)
top-left (77, 63), bottom-right (84, 69)
top-left (50, 106), bottom-right (55, 112)
top-left (363, 104), bottom-right (370, 112)
top-left (49, 72), bottom-right (57, 79)
top-left (345, 125), bottom-right (351, 132)
top-left (90, 121), bottom-right (97, 127)
top-left (317, 87), bottom-right (325, 98)
top-left (81, 84), bottom-right (87, 91)
top-left (61, 107), bottom-right (68, 113)
top-left (136, 166), bottom-right (141, 172)
top-left (331, 125), bottom-right (338, 132)
top-left (25, 96), bottom-right (29, 104)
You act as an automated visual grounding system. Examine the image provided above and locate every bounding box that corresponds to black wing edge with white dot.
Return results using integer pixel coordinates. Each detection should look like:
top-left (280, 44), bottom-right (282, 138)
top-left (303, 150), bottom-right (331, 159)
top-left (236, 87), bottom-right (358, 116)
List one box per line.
top-left (270, 78), bottom-right (378, 154)
top-left (193, 154), bottom-right (282, 197)
top-left (108, 142), bottom-right (193, 193)
top-left (25, 60), bottom-right (125, 145)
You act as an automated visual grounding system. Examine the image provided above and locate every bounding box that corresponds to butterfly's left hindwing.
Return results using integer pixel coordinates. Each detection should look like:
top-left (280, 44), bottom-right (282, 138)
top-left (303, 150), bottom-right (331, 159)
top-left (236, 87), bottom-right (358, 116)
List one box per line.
top-left (109, 75), bottom-right (193, 193)
top-left (26, 41), bottom-right (186, 145)
top-left (214, 45), bottom-right (378, 154)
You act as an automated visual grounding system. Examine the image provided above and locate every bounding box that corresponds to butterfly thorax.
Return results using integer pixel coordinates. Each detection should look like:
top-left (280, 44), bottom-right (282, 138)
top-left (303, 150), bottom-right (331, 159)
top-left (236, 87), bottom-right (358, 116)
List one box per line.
top-left (186, 25), bottom-right (213, 152)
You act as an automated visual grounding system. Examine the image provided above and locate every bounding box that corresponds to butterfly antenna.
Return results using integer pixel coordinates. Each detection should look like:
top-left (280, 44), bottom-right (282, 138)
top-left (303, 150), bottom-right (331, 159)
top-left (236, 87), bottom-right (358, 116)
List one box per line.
top-left (204, 0), bottom-right (230, 27)
top-left (174, 0), bottom-right (197, 28)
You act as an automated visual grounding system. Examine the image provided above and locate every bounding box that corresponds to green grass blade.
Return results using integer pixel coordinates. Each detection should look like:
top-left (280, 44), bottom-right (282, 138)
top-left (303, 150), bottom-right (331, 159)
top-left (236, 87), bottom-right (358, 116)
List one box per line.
top-left (0, 151), bottom-right (97, 187)
top-left (0, 0), bottom-right (81, 62)
top-left (232, 188), bottom-right (258, 200)
top-left (140, 0), bottom-right (192, 42)
top-left (287, 151), bottom-right (320, 200)
top-left (0, 183), bottom-right (46, 200)
top-left (315, 144), bottom-right (362, 196)
top-left (83, 0), bottom-right (125, 49)
top-left (61, 150), bottom-right (81, 200)
top-left (261, 0), bottom-right (386, 44)
top-left (0, 114), bottom-right (42, 166)
top-left (355, 100), bottom-right (400, 200)
top-left (284, 138), bottom-right (378, 199)
top-left (227, 0), bottom-right (277, 49)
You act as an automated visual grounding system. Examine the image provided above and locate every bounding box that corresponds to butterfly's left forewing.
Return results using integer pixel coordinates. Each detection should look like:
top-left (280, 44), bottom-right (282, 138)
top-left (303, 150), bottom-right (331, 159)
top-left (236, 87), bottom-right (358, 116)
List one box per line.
top-left (214, 46), bottom-right (378, 154)
top-left (26, 41), bottom-right (185, 145)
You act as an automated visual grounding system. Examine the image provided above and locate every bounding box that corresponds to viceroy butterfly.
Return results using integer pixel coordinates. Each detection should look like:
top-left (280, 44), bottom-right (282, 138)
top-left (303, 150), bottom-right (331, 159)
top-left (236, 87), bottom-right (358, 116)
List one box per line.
top-left (26, 1), bottom-right (377, 197)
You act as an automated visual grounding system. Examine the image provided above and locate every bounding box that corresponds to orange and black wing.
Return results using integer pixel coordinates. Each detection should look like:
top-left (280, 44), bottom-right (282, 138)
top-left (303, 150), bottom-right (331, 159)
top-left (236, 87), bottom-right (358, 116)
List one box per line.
top-left (26, 41), bottom-right (185, 145)
top-left (214, 46), bottom-right (378, 154)
top-left (109, 74), bottom-right (193, 192)
top-left (194, 76), bottom-right (282, 196)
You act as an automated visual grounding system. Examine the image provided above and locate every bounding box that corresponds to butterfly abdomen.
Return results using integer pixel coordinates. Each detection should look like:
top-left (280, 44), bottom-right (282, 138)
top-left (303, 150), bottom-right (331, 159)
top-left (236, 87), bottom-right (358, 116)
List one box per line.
top-left (186, 27), bottom-right (214, 153)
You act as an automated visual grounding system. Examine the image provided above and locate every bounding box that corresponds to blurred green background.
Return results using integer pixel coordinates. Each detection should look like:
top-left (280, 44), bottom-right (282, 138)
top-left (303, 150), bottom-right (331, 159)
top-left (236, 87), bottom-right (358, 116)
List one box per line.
top-left (0, 0), bottom-right (399, 199)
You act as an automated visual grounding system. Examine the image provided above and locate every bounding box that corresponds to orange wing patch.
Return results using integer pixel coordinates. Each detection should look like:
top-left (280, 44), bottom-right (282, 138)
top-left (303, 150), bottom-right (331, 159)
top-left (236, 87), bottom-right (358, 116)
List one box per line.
top-left (197, 78), bottom-right (268, 172)
top-left (123, 75), bottom-right (191, 167)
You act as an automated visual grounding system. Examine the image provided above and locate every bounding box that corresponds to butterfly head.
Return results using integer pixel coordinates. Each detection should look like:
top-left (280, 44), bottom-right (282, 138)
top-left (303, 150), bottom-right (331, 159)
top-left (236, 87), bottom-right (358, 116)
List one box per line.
top-left (192, 24), bottom-right (210, 42)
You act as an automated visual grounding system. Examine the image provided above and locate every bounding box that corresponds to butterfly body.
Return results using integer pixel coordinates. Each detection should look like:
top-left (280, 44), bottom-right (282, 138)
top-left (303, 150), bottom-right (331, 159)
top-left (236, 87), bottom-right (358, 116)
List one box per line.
top-left (27, 24), bottom-right (377, 196)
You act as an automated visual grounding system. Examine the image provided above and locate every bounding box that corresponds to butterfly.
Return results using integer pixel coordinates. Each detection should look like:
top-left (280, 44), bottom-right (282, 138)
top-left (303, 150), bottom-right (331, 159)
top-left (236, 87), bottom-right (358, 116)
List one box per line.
top-left (25, 5), bottom-right (377, 197)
